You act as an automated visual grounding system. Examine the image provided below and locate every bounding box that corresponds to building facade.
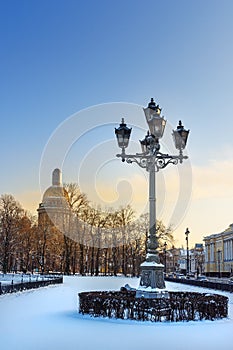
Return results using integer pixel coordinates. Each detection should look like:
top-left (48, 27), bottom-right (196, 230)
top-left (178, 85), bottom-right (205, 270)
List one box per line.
top-left (204, 224), bottom-right (233, 277)
top-left (37, 168), bottom-right (70, 230)
top-left (163, 245), bottom-right (204, 275)
top-left (163, 246), bottom-right (180, 273)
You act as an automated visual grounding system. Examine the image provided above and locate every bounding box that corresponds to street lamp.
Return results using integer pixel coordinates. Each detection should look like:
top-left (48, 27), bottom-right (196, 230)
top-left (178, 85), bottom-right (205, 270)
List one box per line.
top-left (115, 118), bottom-right (132, 161)
top-left (164, 242), bottom-right (167, 275)
top-left (217, 249), bottom-right (221, 278)
top-left (115, 98), bottom-right (190, 290)
top-left (185, 228), bottom-right (190, 276)
top-left (31, 255), bottom-right (34, 274)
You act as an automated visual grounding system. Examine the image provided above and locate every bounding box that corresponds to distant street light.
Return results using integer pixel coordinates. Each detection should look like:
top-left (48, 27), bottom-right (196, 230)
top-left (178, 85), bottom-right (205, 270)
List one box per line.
top-left (217, 249), bottom-right (221, 278)
top-left (31, 255), bottom-right (34, 274)
top-left (115, 98), bottom-right (190, 290)
top-left (185, 228), bottom-right (190, 276)
top-left (164, 242), bottom-right (167, 274)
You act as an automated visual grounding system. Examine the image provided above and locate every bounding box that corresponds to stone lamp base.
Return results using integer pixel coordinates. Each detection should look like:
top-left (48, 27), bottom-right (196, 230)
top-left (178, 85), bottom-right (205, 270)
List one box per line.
top-left (139, 261), bottom-right (165, 289)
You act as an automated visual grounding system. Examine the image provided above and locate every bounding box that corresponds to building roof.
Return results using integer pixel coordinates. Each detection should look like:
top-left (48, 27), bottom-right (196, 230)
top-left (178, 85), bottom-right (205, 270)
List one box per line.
top-left (203, 224), bottom-right (233, 241)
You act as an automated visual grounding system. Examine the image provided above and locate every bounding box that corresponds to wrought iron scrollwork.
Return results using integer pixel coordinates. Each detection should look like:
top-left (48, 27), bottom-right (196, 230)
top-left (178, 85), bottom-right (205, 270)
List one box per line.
top-left (116, 150), bottom-right (187, 173)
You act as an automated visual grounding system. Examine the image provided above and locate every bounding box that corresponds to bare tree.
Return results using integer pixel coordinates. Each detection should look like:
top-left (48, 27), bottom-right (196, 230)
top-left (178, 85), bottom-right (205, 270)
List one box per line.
top-left (64, 183), bottom-right (88, 214)
top-left (0, 194), bottom-right (23, 273)
top-left (17, 213), bottom-right (36, 272)
top-left (116, 205), bottom-right (135, 275)
top-left (60, 184), bottom-right (88, 274)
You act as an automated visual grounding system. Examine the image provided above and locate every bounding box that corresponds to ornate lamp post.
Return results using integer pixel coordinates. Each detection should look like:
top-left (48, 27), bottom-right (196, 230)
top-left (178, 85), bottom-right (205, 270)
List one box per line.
top-left (164, 242), bottom-right (167, 275)
top-left (217, 249), bottom-right (221, 278)
top-left (185, 228), bottom-right (190, 276)
top-left (115, 98), bottom-right (190, 291)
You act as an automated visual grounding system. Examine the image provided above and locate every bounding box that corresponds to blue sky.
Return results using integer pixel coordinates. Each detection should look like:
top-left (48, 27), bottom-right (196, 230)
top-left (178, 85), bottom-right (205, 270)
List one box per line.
top-left (1, 0), bottom-right (233, 246)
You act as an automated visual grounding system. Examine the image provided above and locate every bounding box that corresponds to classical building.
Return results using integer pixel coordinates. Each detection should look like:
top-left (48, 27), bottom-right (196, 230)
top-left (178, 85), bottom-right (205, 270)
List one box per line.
top-left (204, 224), bottom-right (233, 277)
top-left (164, 244), bottom-right (204, 276)
top-left (191, 243), bottom-right (205, 275)
top-left (37, 168), bottom-right (70, 231)
top-left (163, 247), bottom-right (180, 273)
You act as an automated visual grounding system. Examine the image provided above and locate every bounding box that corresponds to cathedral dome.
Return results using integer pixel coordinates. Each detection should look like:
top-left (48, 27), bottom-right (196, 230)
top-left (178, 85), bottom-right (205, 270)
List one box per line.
top-left (42, 185), bottom-right (69, 202)
top-left (40, 168), bottom-right (69, 207)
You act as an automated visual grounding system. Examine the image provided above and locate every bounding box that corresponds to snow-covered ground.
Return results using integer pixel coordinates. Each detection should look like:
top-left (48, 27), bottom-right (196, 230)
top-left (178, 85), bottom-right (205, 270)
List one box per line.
top-left (0, 276), bottom-right (232, 350)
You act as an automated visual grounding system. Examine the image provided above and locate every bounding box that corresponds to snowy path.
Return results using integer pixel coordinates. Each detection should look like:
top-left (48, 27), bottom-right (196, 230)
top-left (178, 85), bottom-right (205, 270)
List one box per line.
top-left (0, 276), bottom-right (232, 350)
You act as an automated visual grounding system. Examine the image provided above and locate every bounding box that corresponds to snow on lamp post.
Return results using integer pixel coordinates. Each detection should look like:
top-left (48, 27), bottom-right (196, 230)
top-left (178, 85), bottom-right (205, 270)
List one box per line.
top-left (115, 98), bottom-right (190, 292)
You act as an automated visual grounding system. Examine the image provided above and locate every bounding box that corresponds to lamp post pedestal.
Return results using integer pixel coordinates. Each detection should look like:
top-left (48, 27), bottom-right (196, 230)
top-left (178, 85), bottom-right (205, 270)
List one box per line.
top-left (139, 261), bottom-right (165, 289)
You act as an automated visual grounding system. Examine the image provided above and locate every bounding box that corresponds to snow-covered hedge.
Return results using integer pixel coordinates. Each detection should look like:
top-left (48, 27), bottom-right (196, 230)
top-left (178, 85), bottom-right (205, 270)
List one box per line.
top-left (79, 290), bottom-right (228, 322)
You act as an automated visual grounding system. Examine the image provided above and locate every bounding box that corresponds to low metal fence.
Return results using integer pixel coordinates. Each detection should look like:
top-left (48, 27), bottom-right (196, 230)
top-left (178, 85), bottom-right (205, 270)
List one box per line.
top-left (165, 277), bottom-right (233, 292)
top-left (79, 290), bottom-right (228, 322)
top-left (0, 276), bottom-right (63, 295)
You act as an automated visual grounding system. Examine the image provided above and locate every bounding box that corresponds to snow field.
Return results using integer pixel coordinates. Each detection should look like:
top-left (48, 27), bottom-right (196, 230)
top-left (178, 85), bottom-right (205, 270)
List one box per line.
top-left (0, 276), bottom-right (232, 350)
